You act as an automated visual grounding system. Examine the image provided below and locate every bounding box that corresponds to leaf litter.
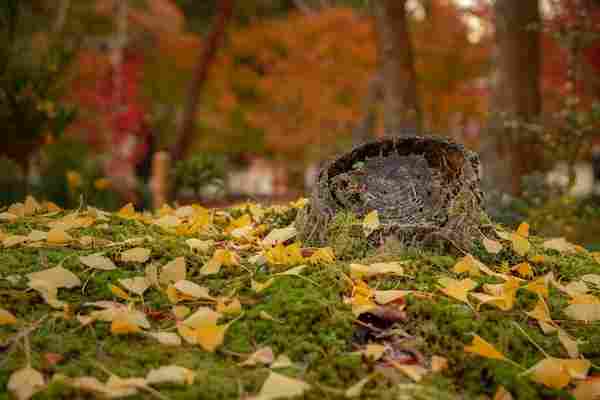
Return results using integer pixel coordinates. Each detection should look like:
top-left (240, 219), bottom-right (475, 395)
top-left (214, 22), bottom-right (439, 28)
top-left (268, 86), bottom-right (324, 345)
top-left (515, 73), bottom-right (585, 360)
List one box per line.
top-left (1, 197), bottom-right (600, 399)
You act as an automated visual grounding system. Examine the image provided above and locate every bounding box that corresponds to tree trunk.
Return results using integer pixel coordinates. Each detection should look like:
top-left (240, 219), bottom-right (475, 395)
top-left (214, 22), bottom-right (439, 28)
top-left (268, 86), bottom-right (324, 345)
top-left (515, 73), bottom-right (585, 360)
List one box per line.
top-left (171, 0), bottom-right (234, 162)
top-left (373, 0), bottom-right (422, 135)
top-left (482, 0), bottom-right (541, 195)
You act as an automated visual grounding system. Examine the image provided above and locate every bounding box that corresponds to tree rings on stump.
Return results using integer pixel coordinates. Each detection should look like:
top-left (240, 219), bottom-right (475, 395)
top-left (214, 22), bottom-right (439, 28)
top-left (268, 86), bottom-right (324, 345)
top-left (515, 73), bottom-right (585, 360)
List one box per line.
top-left (295, 136), bottom-right (485, 252)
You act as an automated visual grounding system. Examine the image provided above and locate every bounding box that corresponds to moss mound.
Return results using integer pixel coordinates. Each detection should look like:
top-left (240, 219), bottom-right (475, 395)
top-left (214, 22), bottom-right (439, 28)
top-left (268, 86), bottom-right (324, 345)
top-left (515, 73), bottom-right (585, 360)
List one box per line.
top-left (0, 197), bottom-right (599, 400)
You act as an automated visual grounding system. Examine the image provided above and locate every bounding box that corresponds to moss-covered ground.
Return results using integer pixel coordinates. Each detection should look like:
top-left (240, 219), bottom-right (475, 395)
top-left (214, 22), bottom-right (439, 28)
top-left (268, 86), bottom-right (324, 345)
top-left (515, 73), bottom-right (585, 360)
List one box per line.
top-left (0, 199), bottom-right (599, 400)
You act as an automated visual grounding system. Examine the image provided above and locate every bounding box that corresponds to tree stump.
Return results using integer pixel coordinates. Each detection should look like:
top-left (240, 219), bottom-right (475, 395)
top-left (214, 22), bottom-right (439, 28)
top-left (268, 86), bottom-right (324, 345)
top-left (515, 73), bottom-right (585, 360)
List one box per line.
top-left (296, 136), bottom-right (485, 251)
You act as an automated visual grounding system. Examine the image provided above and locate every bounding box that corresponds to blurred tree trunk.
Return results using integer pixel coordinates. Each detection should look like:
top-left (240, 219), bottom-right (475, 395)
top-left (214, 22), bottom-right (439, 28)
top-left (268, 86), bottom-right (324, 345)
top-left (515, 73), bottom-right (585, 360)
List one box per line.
top-left (373, 0), bottom-right (422, 135)
top-left (171, 0), bottom-right (234, 162)
top-left (482, 0), bottom-right (541, 195)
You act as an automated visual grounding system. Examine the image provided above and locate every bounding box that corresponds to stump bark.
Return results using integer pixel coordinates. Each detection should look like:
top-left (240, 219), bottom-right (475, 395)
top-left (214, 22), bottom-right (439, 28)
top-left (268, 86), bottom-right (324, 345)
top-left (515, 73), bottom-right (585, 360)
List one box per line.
top-left (296, 136), bottom-right (486, 251)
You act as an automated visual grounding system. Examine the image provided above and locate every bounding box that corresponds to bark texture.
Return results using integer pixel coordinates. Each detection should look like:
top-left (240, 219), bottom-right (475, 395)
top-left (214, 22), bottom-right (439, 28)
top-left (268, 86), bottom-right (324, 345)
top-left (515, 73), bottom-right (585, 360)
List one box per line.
top-left (171, 0), bottom-right (234, 162)
top-left (482, 0), bottom-right (542, 194)
top-left (373, 0), bottom-right (422, 135)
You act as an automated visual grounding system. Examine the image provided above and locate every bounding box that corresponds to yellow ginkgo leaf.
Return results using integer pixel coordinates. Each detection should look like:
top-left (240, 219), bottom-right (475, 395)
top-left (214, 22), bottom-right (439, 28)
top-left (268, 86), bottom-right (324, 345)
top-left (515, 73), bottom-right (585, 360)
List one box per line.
top-left (160, 257), bottom-right (186, 284)
top-left (362, 210), bottom-right (380, 237)
top-left (46, 228), bottom-right (73, 245)
top-left (240, 347), bottom-right (275, 366)
top-left (118, 277), bottom-right (150, 296)
top-left (109, 284), bottom-right (131, 301)
top-left (173, 280), bottom-right (214, 300)
top-left (483, 238), bottom-right (503, 254)
top-left (146, 365), bottom-right (194, 385)
top-left (262, 226), bottom-right (297, 247)
top-left (117, 203), bottom-right (136, 218)
top-left (216, 298), bottom-right (242, 315)
top-left (516, 222), bottom-right (530, 238)
top-left (523, 275), bottom-right (549, 298)
top-left (111, 317), bottom-right (141, 335)
top-left (186, 239), bottom-right (214, 254)
top-left (563, 304), bottom-right (600, 322)
top-left (0, 308), bottom-right (17, 325)
top-left (527, 358), bottom-right (590, 389)
top-left (252, 278), bottom-right (275, 293)
top-left (254, 372), bottom-right (311, 400)
top-left (79, 254), bottom-right (117, 271)
top-left (120, 247), bottom-right (151, 263)
top-left (8, 367), bottom-right (45, 400)
top-left (308, 247), bottom-right (335, 265)
top-left (453, 255), bottom-right (482, 277)
top-left (145, 332), bottom-right (182, 347)
top-left (27, 266), bottom-right (81, 289)
top-left (511, 233), bottom-right (530, 256)
top-left (464, 334), bottom-right (507, 361)
top-left (439, 278), bottom-right (477, 304)
top-left (196, 322), bottom-right (229, 352)
top-left (558, 330), bottom-right (580, 359)
top-left (511, 262), bottom-right (534, 279)
top-left (374, 290), bottom-right (410, 305)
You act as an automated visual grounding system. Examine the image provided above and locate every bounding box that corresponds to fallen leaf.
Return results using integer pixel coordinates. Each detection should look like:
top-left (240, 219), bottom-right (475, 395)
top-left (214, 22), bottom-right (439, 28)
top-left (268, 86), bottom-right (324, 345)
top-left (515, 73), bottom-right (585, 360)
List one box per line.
top-left (438, 278), bottom-right (477, 304)
top-left (240, 347), bottom-right (275, 366)
top-left (110, 284), bottom-right (131, 300)
top-left (172, 305), bottom-right (191, 319)
top-left (196, 322), bottom-right (230, 352)
top-left (252, 278), bottom-right (275, 293)
top-left (453, 255), bottom-right (483, 277)
top-left (511, 233), bottom-right (530, 256)
top-left (216, 298), bottom-right (242, 315)
top-left (374, 290), bottom-right (410, 305)
top-left (464, 334), bottom-right (507, 361)
top-left (154, 215), bottom-right (181, 229)
top-left (259, 310), bottom-right (281, 322)
top-left (145, 331), bottom-right (182, 346)
top-left (182, 307), bottom-right (222, 328)
top-left (186, 239), bottom-right (214, 253)
top-left (160, 257), bottom-right (186, 284)
top-left (27, 230), bottom-right (48, 242)
top-left (43, 353), bottom-right (64, 366)
top-left (516, 222), bottom-right (530, 237)
top-left (511, 262), bottom-right (534, 279)
top-left (0, 308), bottom-right (17, 325)
top-left (0, 212), bottom-right (18, 221)
top-left (543, 238), bottom-right (579, 253)
top-left (8, 367), bottom-right (45, 400)
top-left (572, 376), bottom-right (600, 400)
top-left (46, 228), bottom-right (73, 245)
top-left (483, 238), bottom-right (503, 254)
top-left (253, 371), bottom-right (311, 400)
top-left (262, 226), bottom-right (297, 247)
top-left (79, 254), bottom-right (117, 271)
top-left (526, 358), bottom-right (590, 389)
top-left (23, 196), bottom-right (41, 215)
top-left (388, 361), bottom-right (429, 382)
top-left (558, 330), bottom-right (580, 358)
top-left (3, 235), bottom-right (28, 247)
top-left (308, 247), bottom-right (335, 265)
top-left (173, 280), bottom-right (214, 300)
top-left (581, 274), bottom-right (600, 287)
top-left (27, 267), bottom-right (81, 289)
top-left (350, 262), bottom-right (405, 278)
top-left (431, 356), bottom-right (449, 373)
top-left (118, 277), bottom-right (150, 296)
top-left (563, 304), bottom-right (600, 322)
top-left (493, 386), bottom-right (514, 400)
top-left (146, 365), bottom-right (194, 385)
top-left (120, 247), bottom-right (151, 263)
top-left (363, 210), bottom-right (380, 237)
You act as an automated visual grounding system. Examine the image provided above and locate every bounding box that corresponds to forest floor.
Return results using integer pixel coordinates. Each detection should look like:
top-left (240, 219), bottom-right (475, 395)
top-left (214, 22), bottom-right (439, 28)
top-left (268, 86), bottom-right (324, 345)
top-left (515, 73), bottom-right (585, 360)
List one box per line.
top-left (0, 197), bottom-right (599, 400)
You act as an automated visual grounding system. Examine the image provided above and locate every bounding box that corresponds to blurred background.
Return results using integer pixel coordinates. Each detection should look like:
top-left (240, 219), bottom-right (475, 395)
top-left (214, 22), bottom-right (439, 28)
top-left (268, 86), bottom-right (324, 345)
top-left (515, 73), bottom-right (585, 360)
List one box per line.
top-left (1, 0), bottom-right (599, 247)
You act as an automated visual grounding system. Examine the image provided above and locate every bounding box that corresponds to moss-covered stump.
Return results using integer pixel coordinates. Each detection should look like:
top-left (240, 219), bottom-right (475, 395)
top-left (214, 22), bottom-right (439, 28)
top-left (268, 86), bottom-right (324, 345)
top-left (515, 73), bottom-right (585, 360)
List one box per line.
top-left (296, 136), bottom-right (485, 251)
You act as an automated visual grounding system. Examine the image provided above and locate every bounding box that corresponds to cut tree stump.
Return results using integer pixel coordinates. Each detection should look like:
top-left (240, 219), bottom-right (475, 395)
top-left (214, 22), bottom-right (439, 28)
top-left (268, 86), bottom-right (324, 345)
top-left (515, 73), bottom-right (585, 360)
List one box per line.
top-left (296, 136), bottom-right (486, 251)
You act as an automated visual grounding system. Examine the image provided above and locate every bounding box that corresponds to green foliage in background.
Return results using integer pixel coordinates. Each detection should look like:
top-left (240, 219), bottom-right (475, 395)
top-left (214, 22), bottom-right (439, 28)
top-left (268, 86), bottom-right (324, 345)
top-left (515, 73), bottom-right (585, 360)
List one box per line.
top-left (173, 153), bottom-right (228, 198)
top-left (0, 0), bottom-right (77, 168)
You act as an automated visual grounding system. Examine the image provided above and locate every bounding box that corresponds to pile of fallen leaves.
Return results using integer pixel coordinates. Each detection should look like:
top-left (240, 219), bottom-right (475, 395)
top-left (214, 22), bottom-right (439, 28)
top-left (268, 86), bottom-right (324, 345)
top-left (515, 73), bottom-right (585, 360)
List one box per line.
top-left (1, 196), bottom-right (600, 400)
